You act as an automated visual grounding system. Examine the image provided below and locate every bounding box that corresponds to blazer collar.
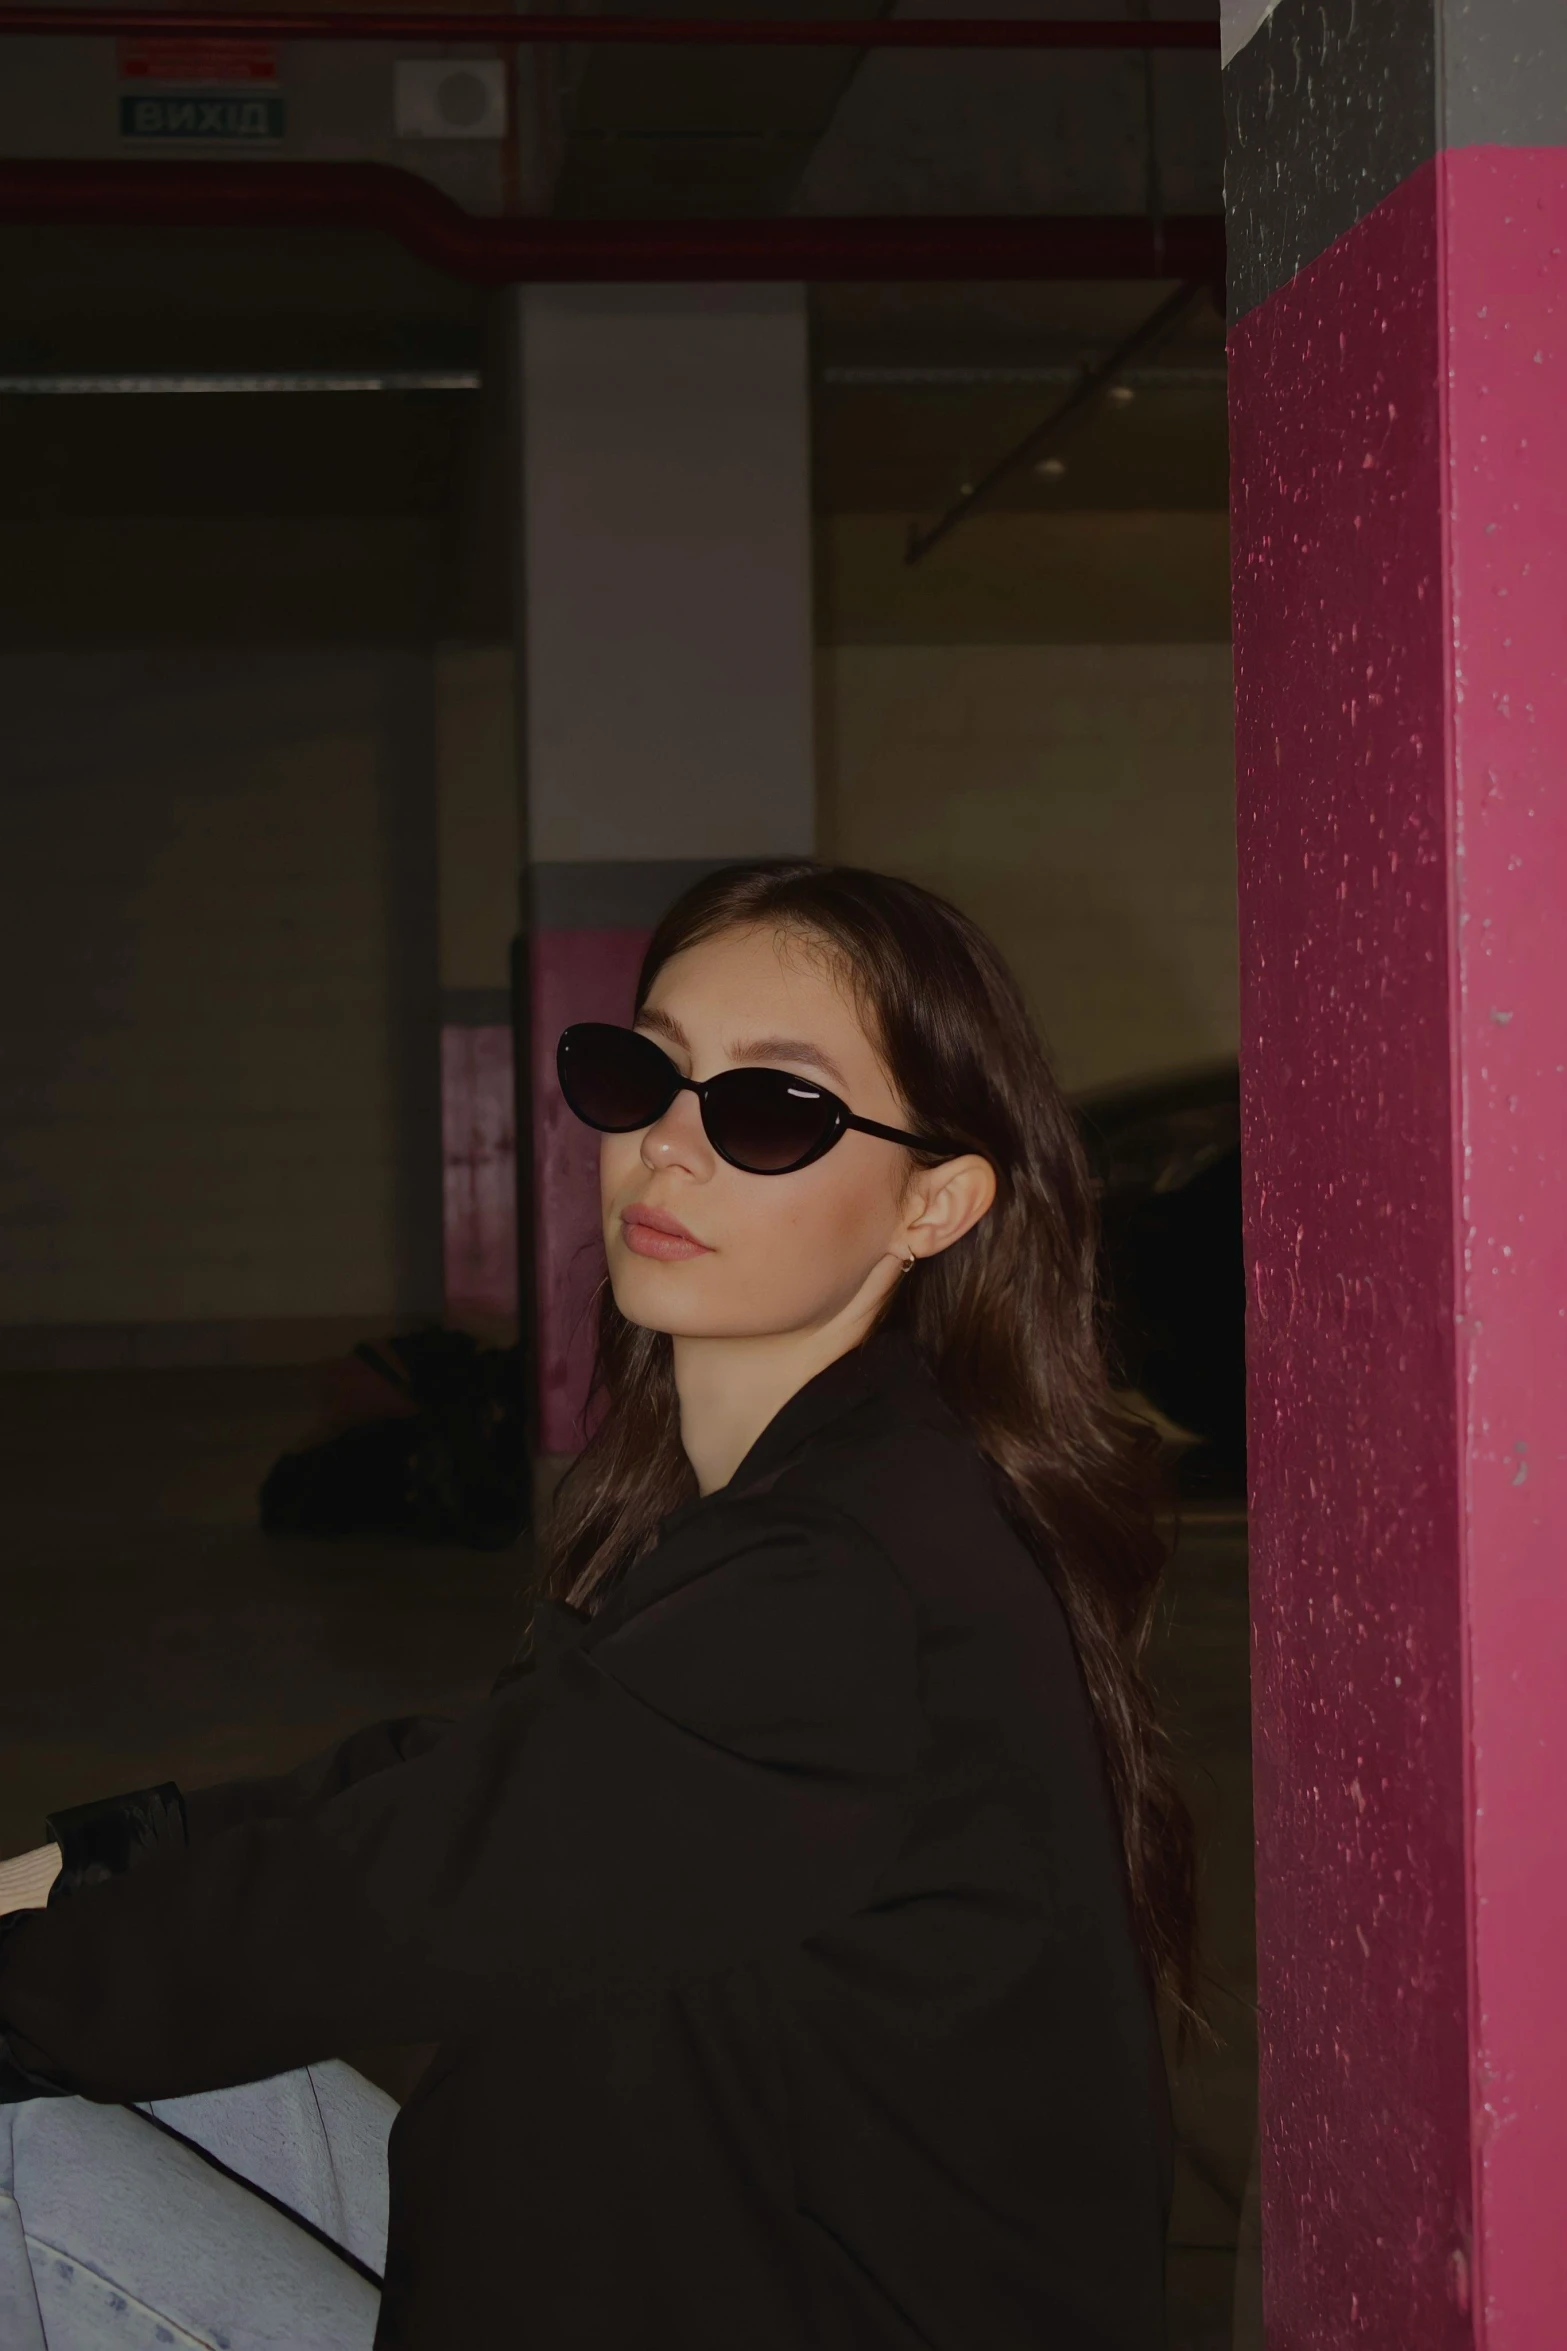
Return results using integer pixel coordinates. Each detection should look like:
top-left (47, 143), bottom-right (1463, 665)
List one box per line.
top-left (656, 1320), bottom-right (926, 1544)
top-left (733, 1324), bottom-right (915, 1487)
top-left (588, 1324), bottom-right (934, 1634)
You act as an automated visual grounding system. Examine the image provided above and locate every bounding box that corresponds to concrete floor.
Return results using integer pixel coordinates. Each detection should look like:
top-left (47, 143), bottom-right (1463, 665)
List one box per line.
top-left (0, 1367), bottom-right (1258, 2345)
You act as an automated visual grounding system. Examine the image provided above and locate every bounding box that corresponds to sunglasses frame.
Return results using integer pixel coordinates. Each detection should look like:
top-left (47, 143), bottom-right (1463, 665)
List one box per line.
top-left (557, 1021), bottom-right (953, 1175)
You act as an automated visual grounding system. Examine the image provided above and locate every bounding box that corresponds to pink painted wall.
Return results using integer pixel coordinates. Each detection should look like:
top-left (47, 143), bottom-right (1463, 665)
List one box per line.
top-left (1230, 147), bottom-right (1567, 2346)
top-left (1444, 146), bottom-right (1567, 2346)
top-left (440, 1023), bottom-right (518, 1332)
top-left (1230, 155), bottom-right (1471, 2349)
top-left (528, 926), bottom-right (649, 1454)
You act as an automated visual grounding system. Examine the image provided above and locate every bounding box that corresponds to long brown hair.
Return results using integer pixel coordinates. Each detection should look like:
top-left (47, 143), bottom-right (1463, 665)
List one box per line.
top-left (541, 860), bottom-right (1198, 2027)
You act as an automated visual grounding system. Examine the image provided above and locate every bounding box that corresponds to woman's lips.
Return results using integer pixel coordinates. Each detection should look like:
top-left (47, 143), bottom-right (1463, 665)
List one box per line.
top-left (621, 1204), bottom-right (712, 1262)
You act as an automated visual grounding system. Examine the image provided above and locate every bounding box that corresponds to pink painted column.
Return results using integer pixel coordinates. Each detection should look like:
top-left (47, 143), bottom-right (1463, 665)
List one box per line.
top-left (1444, 144), bottom-right (1567, 2346)
top-left (440, 1018), bottom-right (518, 1336)
top-left (1224, 3), bottom-right (1567, 2342)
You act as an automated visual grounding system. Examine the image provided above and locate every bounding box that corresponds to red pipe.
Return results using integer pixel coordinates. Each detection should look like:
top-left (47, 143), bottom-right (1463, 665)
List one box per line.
top-left (0, 7), bottom-right (1219, 45)
top-left (0, 160), bottom-right (1226, 284)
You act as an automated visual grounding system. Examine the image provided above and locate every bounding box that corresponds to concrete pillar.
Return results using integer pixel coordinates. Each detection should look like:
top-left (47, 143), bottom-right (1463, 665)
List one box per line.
top-left (516, 286), bottom-right (814, 1453)
top-left (1222, 3), bottom-right (1567, 2343)
top-left (435, 644), bottom-right (520, 1340)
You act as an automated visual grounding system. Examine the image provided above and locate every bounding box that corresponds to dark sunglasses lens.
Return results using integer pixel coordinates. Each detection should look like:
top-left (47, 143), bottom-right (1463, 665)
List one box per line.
top-left (558, 1024), bottom-right (675, 1132)
top-left (705, 1067), bottom-right (837, 1173)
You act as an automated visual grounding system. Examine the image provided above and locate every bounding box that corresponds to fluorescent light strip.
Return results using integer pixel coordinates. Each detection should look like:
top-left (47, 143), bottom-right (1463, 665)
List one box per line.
top-left (0, 369), bottom-right (483, 395)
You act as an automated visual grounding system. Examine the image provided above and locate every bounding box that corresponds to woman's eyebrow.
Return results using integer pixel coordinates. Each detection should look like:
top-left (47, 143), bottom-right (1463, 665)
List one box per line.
top-left (730, 1036), bottom-right (849, 1089)
top-left (636, 1009), bottom-right (848, 1090)
top-left (635, 1006), bottom-right (689, 1053)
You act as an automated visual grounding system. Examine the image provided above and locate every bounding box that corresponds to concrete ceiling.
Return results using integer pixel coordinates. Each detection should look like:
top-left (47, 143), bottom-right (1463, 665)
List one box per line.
top-left (545, 0), bottom-right (1222, 223)
top-left (0, 4), bottom-right (1227, 527)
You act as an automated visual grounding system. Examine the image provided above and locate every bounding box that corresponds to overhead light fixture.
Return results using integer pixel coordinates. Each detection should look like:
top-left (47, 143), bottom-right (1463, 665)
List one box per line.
top-left (1107, 382), bottom-right (1137, 404)
top-left (0, 371), bottom-right (482, 397)
top-left (1035, 456), bottom-right (1067, 477)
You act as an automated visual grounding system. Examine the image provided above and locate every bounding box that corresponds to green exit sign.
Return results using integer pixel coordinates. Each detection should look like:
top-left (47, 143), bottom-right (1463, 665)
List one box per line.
top-left (120, 94), bottom-right (285, 141)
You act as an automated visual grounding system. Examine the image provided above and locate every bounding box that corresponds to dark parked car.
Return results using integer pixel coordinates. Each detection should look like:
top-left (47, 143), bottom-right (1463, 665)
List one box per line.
top-left (1074, 1060), bottom-right (1246, 1497)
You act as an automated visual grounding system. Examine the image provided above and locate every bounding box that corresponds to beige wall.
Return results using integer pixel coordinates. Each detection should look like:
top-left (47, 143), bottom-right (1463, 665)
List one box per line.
top-left (0, 649), bottom-right (444, 1336)
top-left (816, 511), bottom-right (1231, 648)
top-left (817, 641), bottom-right (1238, 1093)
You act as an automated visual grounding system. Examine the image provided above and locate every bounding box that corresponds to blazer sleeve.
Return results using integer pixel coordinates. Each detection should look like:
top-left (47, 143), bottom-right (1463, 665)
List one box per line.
top-left (178, 1714), bottom-right (459, 1845)
top-left (37, 1717), bottom-right (459, 1907)
top-left (0, 1506), bottom-right (918, 2105)
top-left (40, 1611), bottom-right (575, 1893)
top-left (43, 1620), bottom-right (568, 1889)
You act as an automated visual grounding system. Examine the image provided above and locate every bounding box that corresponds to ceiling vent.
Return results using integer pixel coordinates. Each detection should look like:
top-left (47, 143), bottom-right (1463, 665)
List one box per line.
top-left (394, 59), bottom-right (508, 141)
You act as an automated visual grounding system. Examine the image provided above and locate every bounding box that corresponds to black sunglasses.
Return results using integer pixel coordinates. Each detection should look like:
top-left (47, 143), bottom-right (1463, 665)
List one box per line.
top-left (557, 1022), bottom-right (951, 1176)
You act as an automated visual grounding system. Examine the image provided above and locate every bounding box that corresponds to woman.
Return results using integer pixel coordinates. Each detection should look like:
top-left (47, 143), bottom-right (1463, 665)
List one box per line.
top-left (0, 860), bottom-right (1193, 2350)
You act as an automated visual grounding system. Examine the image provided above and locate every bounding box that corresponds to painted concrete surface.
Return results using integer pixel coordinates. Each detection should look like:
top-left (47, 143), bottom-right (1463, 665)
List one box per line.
top-left (1223, 0), bottom-right (1439, 321)
top-left (1224, 0), bottom-right (1567, 319)
top-left (1440, 4), bottom-right (1567, 152)
top-left (1443, 145), bottom-right (1567, 2345)
top-left (1231, 143), bottom-right (1567, 2345)
top-left (1229, 157), bottom-right (1471, 2348)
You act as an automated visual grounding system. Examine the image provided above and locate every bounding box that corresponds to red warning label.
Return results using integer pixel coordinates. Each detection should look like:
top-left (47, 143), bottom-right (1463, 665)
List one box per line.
top-left (117, 37), bottom-right (279, 84)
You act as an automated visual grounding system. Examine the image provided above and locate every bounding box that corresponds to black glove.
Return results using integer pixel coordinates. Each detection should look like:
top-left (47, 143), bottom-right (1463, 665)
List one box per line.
top-left (45, 1781), bottom-right (189, 1903)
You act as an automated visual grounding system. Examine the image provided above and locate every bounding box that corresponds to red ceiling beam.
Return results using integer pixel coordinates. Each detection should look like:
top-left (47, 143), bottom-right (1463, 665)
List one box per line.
top-left (0, 158), bottom-right (1226, 284)
top-left (0, 8), bottom-right (1220, 46)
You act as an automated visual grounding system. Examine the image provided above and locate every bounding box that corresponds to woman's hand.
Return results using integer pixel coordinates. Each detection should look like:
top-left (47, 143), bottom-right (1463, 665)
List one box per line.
top-left (0, 1845), bottom-right (62, 1914)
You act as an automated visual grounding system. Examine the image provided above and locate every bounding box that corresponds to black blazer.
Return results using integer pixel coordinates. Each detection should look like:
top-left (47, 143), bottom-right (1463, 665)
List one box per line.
top-left (0, 1328), bottom-right (1171, 2349)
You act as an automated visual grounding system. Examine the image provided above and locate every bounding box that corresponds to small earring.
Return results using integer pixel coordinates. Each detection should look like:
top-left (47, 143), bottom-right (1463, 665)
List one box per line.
top-left (900, 1252), bottom-right (916, 1275)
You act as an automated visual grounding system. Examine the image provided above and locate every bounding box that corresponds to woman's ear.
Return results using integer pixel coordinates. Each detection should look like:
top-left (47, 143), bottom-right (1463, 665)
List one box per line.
top-left (903, 1155), bottom-right (997, 1264)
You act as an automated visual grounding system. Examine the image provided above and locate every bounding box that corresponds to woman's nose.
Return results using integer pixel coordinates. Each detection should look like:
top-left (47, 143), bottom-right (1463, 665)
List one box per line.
top-left (641, 1087), bottom-right (711, 1176)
